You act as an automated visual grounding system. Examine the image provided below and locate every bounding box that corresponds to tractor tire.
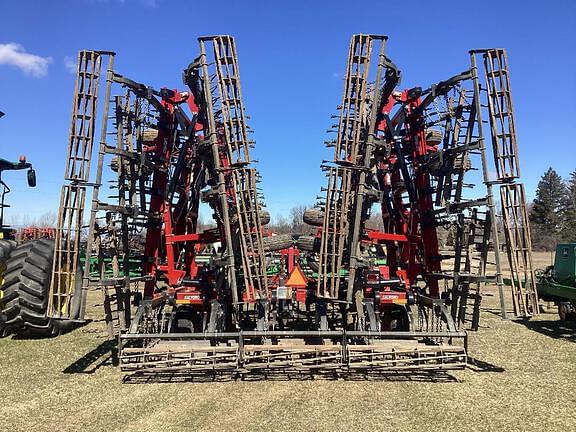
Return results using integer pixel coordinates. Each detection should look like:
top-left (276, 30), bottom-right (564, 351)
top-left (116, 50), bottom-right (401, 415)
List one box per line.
top-left (0, 239), bottom-right (17, 283)
top-left (0, 239), bottom-right (17, 336)
top-left (0, 239), bottom-right (16, 264)
top-left (1, 239), bottom-right (69, 337)
top-left (262, 234), bottom-right (293, 252)
top-left (303, 208), bottom-right (324, 227)
top-left (296, 235), bottom-right (319, 253)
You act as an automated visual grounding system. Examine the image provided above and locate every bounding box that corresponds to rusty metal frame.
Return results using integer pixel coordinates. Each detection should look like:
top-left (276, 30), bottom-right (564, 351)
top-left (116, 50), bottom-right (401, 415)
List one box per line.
top-left (499, 183), bottom-right (539, 315)
top-left (470, 49), bottom-right (538, 318)
top-left (197, 36), bottom-right (268, 315)
top-left (49, 51), bottom-right (115, 321)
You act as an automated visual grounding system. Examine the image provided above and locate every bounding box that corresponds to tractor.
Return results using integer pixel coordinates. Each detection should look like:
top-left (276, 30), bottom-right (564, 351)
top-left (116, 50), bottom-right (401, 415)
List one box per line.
top-left (537, 244), bottom-right (576, 321)
top-left (0, 110), bottom-right (38, 333)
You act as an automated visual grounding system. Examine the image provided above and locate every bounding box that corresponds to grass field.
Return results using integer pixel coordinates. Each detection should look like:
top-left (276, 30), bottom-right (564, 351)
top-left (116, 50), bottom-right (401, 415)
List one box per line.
top-left (1, 253), bottom-right (575, 432)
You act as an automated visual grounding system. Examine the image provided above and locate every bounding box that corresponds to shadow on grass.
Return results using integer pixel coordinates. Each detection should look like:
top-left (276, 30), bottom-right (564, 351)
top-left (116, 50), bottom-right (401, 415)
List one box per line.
top-left (5, 320), bottom-right (90, 340)
top-left (466, 356), bottom-right (505, 373)
top-left (63, 338), bottom-right (116, 374)
top-left (483, 308), bottom-right (507, 317)
top-left (122, 370), bottom-right (460, 384)
top-left (515, 319), bottom-right (576, 343)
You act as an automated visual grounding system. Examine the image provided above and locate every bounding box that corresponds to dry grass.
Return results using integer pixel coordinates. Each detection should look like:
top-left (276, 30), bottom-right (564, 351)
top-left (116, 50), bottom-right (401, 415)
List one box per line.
top-left (1, 253), bottom-right (575, 432)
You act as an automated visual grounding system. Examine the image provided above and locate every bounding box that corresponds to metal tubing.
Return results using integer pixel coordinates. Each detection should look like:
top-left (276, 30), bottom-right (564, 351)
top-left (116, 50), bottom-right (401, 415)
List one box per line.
top-left (120, 330), bottom-right (466, 340)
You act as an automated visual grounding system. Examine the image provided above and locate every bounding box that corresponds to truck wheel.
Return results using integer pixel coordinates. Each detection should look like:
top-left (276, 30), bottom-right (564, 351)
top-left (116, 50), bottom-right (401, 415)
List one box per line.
top-left (2, 239), bottom-right (62, 336)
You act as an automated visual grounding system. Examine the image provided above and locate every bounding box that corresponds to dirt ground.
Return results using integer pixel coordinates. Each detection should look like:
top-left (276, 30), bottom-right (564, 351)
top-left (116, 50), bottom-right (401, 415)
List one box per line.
top-left (0, 252), bottom-right (575, 432)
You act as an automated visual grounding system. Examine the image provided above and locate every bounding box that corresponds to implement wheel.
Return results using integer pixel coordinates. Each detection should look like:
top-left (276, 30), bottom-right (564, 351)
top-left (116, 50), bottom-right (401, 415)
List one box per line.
top-left (296, 235), bottom-right (318, 253)
top-left (558, 302), bottom-right (576, 321)
top-left (303, 208), bottom-right (324, 227)
top-left (260, 210), bottom-right (271, 226)
top-left (262, 234), bottom-right (293, 252)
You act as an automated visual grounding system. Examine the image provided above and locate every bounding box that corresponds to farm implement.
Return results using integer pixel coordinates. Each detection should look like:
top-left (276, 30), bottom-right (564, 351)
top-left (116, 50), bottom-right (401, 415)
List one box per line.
top-left (0, 35), bottom-right (538, 376)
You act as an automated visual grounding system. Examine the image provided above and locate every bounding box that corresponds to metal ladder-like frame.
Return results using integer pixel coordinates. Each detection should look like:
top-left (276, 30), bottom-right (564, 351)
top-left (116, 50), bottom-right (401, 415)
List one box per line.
top-left (198, 36), bottom-right (268, 306)
top-left (430, 87), bottom-right (492, 330)
top-left (471, 49), bottom-right (538, 318)
top-left (49, 51), bottom-right (114, 321)
top-left (84, 89), bottom-right (153, 337)
top-left (317, 34), bottom-right (386, 301)
top-left (500, 183), bottom-right (538, 316)
top-left (483, 50), bottom-right (520, 180)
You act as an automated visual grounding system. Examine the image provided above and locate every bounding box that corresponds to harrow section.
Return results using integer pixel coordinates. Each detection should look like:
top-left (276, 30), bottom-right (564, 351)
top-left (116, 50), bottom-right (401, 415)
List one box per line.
top-left (118, 330), bottom-right (466, 375)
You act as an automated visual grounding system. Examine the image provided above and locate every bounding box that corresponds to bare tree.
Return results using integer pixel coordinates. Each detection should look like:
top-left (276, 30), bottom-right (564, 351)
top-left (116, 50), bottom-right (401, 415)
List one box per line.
top-left (270, 215), bottom-right (292, 234)
top-left (289, 204), bottom-right (311, 234)
top-left (365, 210), bottom-right (384, 231)
top-left (5, 211), bottom-right (57, 228)
top-left (36, 211), bottom-right (57, 227)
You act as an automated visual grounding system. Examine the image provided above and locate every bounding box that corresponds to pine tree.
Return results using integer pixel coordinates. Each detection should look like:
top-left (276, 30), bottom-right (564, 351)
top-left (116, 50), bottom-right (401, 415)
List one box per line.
top-left (561, 169), bottom-right (576, 242)
top-left (529, 168), bottom-right (567, 249)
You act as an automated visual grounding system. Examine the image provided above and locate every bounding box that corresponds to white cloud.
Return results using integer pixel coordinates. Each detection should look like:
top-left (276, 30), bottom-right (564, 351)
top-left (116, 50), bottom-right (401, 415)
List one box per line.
top-left (0, 43), bottom-right (52, 77)
top-left (64, 56), bottom-right (76, 74)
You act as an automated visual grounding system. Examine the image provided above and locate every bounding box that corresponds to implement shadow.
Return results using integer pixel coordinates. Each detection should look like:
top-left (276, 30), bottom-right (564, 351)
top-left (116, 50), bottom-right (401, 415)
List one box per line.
top-left (514, 319), bottom-right (576, 343)
top-left (63, 338), bottom-right (116, 374)
top-left (122, 369), bottom-right (460, 384)
top-left (8, 320), bottom-right (90, 340)
top-left (466, 356), bottom-right (505, 372)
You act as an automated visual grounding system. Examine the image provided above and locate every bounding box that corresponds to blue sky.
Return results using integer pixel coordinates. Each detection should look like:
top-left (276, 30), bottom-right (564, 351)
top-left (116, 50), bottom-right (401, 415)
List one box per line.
top-left (0, 0), bottom-right (574, 223)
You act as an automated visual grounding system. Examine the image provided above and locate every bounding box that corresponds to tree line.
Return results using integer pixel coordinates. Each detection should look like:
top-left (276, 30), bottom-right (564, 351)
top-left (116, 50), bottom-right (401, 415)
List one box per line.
top-left (269, 166), bottom-right (576, 253)
top-left (529, 167), bottom-right (576, 250)
top-left (10, 168), bottom-right (574, 253)
top-left (267, 205), bottom-right (384, 235)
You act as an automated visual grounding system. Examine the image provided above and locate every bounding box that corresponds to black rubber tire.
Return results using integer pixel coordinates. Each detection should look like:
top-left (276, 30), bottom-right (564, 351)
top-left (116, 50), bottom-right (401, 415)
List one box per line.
top-left (0, 239), bottom-right (16, 263)
top-left (296, 235), bottom-right (319, 253)
top-left (0, 239), bottom-right (17, 336)
top-left (2, 241), bottom-right (35, 333)
top-left (303, 208), bottom-right (324, 227)
top-left (172, 307), bottom-right (196, 333)
top-left (262, 234), bottom-right (293, 252)
top-left (2, 239), bottom-right (61, 337)
top-left (260, 210), bottom-right (271, 226)
top-left (306, 257), bottom-right (319, 273)
top-left (558, 302), bottom-right (576, 322)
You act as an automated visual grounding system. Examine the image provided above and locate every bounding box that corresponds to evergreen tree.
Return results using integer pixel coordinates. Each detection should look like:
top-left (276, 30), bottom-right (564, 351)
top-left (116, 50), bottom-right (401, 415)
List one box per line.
top-left (529, 168), bottom-right (567, 249)
top-left (561, 169), bottom-right (576, 242)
